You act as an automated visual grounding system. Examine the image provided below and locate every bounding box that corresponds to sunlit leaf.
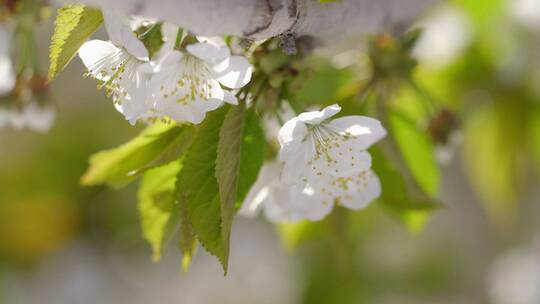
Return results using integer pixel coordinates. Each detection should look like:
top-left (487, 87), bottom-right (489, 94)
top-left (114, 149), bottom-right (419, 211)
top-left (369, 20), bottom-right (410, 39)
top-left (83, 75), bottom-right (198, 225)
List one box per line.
top-left (452, 0), bottom-right (504, 28)
top-left (388, 111), bottom-right (440, 197)
top-left (82, 122), bottom-right (188, 188)
top-left (138, 160), bottom-right (182, 261)
top-left (49, 4), bottom-right (103, 80)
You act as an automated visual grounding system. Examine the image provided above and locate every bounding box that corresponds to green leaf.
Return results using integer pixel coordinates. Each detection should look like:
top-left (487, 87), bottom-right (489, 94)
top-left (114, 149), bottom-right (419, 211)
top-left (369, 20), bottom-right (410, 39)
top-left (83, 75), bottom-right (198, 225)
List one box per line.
top-left (48, 4), bottom-right (103, 81)
top-left (138, 160), bottom-right (183, 261)
top-left (176, 107), bottom-right (229, 273)
top-left (400, 210), bottom-right (430, 234)
top-left (371, 145), bottom-right (440, 234)
top-left (82, 122), bottom-right (190, 188)
top-left (178, 196), bottom-right (197, 272)
top-left (371, 147), bottom-right (438, 212)
top-left (215, 103), bottom-right (265, 261)
top-left (463, 104), bottom-right (523, 223)
top-left (388, 111), bottom-right (440, 197)
top-left (531, 109), bottom-right (540, 173)
top-left (135, 22), bottom-right (164, 59)
top-left (295, 65), bottom-right (356, 106)
top-left (277, 221), bottom-right (323, 250)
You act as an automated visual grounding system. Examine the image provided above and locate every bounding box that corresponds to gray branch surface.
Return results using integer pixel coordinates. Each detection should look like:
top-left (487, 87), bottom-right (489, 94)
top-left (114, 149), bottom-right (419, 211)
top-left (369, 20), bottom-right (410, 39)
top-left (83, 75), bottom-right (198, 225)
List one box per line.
top-left (57, 0), bottom-right (437, 45)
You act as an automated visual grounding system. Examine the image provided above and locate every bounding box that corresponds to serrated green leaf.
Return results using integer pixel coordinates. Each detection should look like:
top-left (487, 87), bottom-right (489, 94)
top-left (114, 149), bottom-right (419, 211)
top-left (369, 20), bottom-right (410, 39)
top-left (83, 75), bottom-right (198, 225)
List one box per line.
top-left (82, 122), bottom-right (188, 188)
top-left (48, 4), bottom-right (103, 81)
top-left (176, 107), bottom-right (229, 273)
top-left (215, 103), bottom-right (265, 262)
top-left (388, 112), bottom-right (440, 197)
top-left (138, 160), bottom-right (183, 261)
top-left (179, 197), bottom-right (197, 272)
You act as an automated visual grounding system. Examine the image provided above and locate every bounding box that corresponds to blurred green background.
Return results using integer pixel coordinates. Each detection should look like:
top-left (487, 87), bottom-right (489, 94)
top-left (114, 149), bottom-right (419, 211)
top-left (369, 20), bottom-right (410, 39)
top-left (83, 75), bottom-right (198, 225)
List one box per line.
top-left (1, 0), bottom-right (540, 303)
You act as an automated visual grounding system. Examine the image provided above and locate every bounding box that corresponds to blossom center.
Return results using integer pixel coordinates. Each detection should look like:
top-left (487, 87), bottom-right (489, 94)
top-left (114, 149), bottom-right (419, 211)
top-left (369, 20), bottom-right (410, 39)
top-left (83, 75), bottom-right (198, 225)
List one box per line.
top-left (159, 54), bottom-right (216, 105)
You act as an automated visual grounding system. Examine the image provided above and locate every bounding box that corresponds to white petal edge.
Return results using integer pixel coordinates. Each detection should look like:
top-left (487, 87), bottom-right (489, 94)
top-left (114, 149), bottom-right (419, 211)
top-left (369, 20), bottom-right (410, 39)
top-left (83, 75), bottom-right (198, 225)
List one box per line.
top-left (298, 104), bottom-right (341, 125)
top-left (186, 42), bottom-right (230, 62)
top-left (78, 40), bottom-right (120, 80)
top-left (339, 170), bottom-right (382, 210)
top-left (277, 117), bottom-right (308, 146)
top-left (223, 91), bottom-right (238, 105)
top-left (239, 162), bottom-right (282, 218)
top-left (103, 10), bottom-right (148, 60)
top-left (213, 56), bottom-right (253, 89)
top-left (102, 10), bottom-right (124, 46)
top-left (329, 115), bottom-right (387, 149)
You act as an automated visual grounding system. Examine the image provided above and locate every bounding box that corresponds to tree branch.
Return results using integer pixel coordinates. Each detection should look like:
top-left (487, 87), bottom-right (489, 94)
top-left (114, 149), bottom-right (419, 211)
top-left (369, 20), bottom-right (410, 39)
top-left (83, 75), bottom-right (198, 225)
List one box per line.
top-left (54, 0), bottom-right (437, 46)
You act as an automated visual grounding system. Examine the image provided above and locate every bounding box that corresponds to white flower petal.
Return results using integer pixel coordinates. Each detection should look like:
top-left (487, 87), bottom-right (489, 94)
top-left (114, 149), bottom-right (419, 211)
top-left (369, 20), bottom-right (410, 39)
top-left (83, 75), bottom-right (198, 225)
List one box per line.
top-left (103, 10), bottom-right (148, 60)
top-left (223, 91), bottom-right (238, 105)
top-left (78, 40), bottom-right (122, 80)
top-left (278, 117), bottom-right (308, 146)
top-left (309, 145), bottom-right (372, 178)
top-left (23, 103), bottom-right (56, 133)
top-left (298, 104), bottom-right (341, 125)
top-left (113, 63), bottom-right (152, 124)
top-left (213, 56), bottom-right (253, 89)
top-left (239, 162), bottom-right (282, 218)
top-left (103, 10), bottom-right (124, 46)
top-left (186, 42), bottom-right (230, 62)
top-left (279, 140), bottom-right (311, 182)
top-left (0, 56), bottom-right (15, 95)
top-left (154, 50), bottom-right (183, 72)
top-left (271, 182), bottom-right (334, 222)
top-left (151, 55), bottom-right (224, 124)
top-left (332, 170), bottom-right (381, 210)
top-left (121, 29), bottom-right (149, 60)
top-left (154, 23), bottom-right (179, 60)
top-left (329, 115), bottom-right (387, 150)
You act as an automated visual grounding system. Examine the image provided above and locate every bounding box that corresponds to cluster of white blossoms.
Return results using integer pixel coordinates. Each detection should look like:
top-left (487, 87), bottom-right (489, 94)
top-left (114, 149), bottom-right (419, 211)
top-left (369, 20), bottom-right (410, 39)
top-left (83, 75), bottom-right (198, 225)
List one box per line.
top-left (241, 104), bottom-right (387, 222)
top-left (0, 24), bottom-right (55, 132)
top-left (78, 11), bottom-right (387, 222)
top-left (0, 103), bottom-right (56, 132)
top-left (78, 12), bottom-right (252, 125)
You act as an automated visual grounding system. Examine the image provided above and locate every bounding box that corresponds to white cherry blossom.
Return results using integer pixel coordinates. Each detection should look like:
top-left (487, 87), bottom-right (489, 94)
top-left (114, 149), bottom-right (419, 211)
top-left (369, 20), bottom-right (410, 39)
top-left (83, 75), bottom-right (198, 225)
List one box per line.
top-left (242, 105), bottom-right (386, 223)
top-left (239, 161), bottom-right (333, 222)
top-left (278, 104), bottom-right (386, 184)
top-left (78, 11), bottom-right (154, 125)
top-left (241, 161), bottom-right (383, 222)
top-left (149, 36), bottom-right (252, 124)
